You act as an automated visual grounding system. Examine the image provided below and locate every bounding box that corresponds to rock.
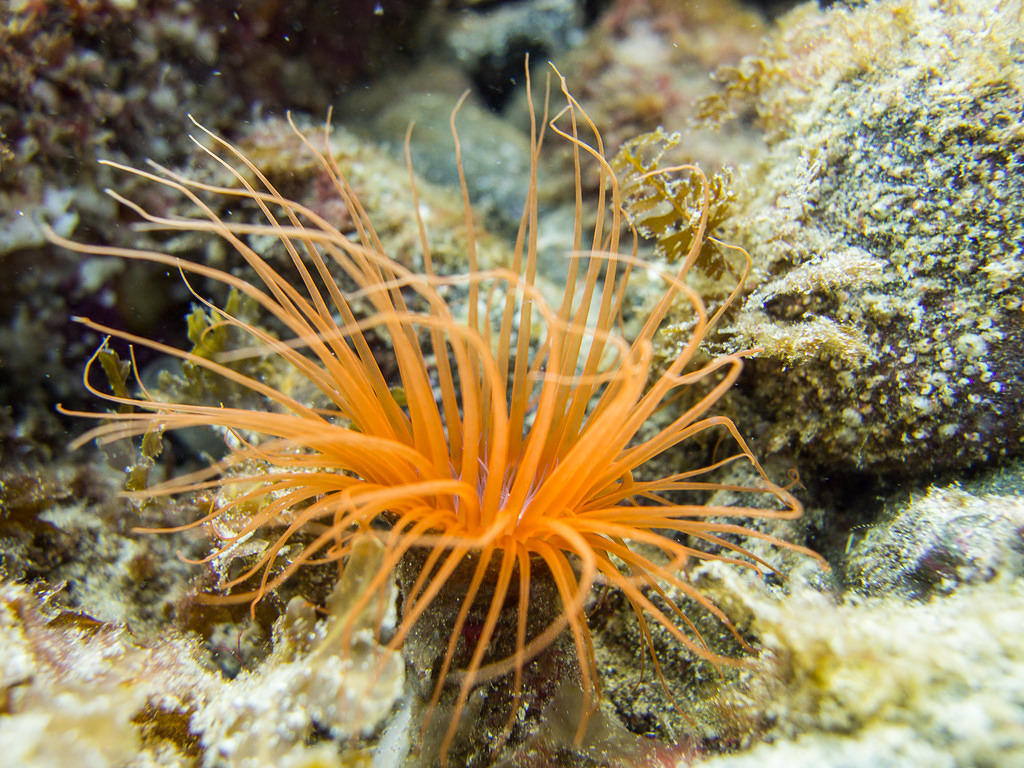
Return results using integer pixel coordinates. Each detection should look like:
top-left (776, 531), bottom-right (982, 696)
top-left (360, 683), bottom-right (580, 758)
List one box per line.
top-left (701, 0), bottom-right (1024, 475)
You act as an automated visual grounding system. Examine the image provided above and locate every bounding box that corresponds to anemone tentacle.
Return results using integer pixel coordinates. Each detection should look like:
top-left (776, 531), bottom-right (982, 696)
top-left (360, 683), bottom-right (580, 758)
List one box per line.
top-left (51, 62), bottom-right (828, 766)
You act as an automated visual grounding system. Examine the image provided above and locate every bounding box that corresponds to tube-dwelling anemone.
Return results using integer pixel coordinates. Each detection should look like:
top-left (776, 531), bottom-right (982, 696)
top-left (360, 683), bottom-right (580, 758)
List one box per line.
top-left (50, 67), bottom-right (824, 764)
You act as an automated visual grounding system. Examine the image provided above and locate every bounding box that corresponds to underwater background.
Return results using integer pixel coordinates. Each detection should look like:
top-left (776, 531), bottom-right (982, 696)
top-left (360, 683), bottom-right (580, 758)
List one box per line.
top-left (1, 1), bottom-right (1022, 766)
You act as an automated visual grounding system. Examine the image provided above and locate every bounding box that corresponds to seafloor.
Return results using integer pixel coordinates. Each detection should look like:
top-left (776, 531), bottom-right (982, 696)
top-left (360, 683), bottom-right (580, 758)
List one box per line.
top-left (1, 1), bottom-right (1022, 767)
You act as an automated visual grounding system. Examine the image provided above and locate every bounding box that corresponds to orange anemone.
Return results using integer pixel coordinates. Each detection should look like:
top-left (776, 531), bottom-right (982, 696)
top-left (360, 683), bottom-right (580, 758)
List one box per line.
top-left (50, 66), bottom-right (824, 763)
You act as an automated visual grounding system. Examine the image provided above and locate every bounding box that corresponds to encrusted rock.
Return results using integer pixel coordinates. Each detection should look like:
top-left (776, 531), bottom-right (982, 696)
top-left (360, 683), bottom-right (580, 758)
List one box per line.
top-left (695, 0), bottom-right (1024, 475)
